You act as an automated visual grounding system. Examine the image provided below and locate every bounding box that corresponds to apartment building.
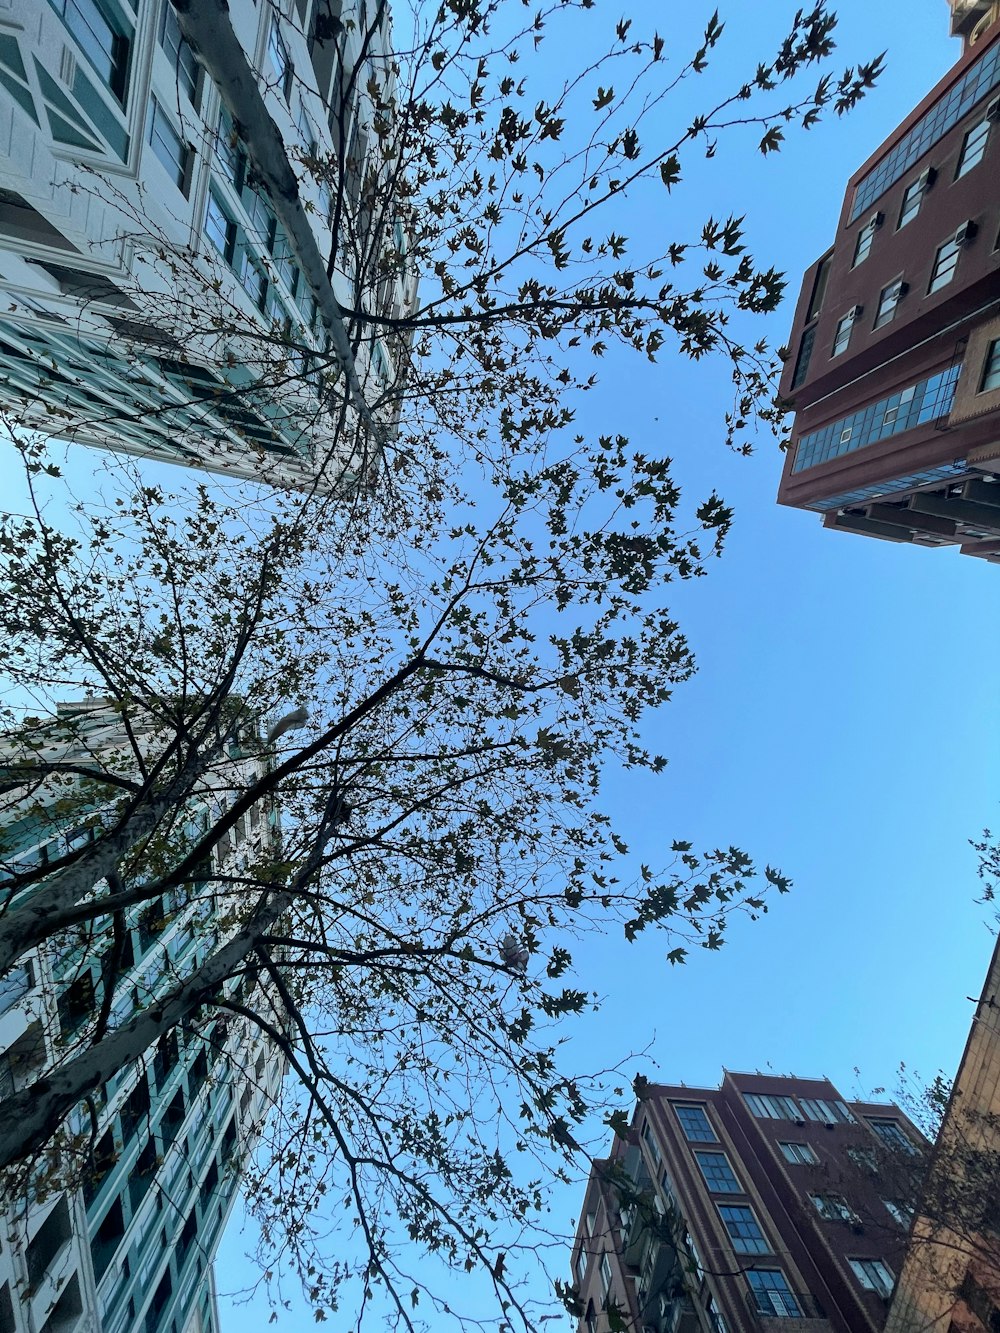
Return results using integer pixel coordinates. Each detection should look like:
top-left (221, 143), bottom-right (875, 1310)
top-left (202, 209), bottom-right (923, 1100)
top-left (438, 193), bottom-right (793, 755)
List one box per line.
top-left (777, 4), bottom-right (1000, 561)
top-left (0, 0), bottom-right (416, 489)
top-left (0, 702), bottom-right (284, 1333)
top-left (572, 1073), bottom-right (927, 1333)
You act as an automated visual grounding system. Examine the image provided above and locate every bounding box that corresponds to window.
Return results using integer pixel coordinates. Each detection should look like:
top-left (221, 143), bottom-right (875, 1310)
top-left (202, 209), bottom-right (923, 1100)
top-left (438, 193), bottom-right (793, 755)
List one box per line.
top-left (791, 323), bottom-right (817, 391)
top-left (792, 365), bottom-right (961, 473)
top-left (575, 1247), bottom-right (588, 1286)
top-left (847, 1146), bottom-right (877, 1171)
top-left (584, 1210), bottom-right (596, 1237)
top-left (695, 1151), bottom-right (742, 1194)
top-left (599, 1253), bottom-right (612, 1298)
top-left (850, 37), bottom-right (1000, 220)
top-left (853, 214), bottom-right (880, 267)
top-left (799, 1099), bottom-right (854, 1124)
top-left (158, 2), bottom-right (199, 104)
top-left (747, 1270), bottom-right (801, 1318)
top-left (204, 193), bottom-right (236, 263)
top-left (58, 971), bottom-right (95, 1034)
top-left (239, 252), bottom-right (268, 311)
top-left (980, 338), bottom-right (1000, 393)
top-left (685, 1230), bottom-right (705, 1280)
top-left (882, 1200), bottom-right (914, 1228)
top-left (832, 310), bottom-right (858, 357)
top-left (807, 253), bottom-right (832, 321)
top-left (271, 228), bottom-right (299, 295)
top-left (145, 98), bottom-right (190, 193)
top-left (719, 1205), bottom-right (771, 1255)
top-left (810, 1193), bottom-right (859, 1223)
top-left (744, 1093), bottom-right (800, 1120)
top-left (867, 1119), bottom-right (917, 1154)
top-left (674, 1104), bottom-right (717, 1142)
top-left (779, 1141), bottom-right (818, 1165)
top-left (928, 234), bottom-right (963, 294)
top-left (956, 117), bottom-right (991, 178)
top-left (52, 0), bottom-right (131, 103)
top-left (849, 1258), bottom-right (894, 1298)
top-left (706, 1294), bottom-right (729, 1333)
top-left (215, 106), bottom-right (244, 188)
top-left (874, 278), bottom-right (906, 329)
top-left (268, 18), bottom-right (294, 100)
top-left (641, 1119), bottom-right (662, 1168)
top-left (897, 171), bottom-right (932, 229)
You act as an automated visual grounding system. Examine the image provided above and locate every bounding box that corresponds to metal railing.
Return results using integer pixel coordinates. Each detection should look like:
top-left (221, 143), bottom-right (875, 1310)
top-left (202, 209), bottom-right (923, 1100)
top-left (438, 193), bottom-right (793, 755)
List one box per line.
top-left (745, 1289), bottom-right (826, 1321)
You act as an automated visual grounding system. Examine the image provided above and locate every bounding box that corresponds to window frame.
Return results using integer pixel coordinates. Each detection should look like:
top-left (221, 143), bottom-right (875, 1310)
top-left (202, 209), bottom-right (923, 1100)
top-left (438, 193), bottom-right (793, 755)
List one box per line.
top-left (53, 0), bottom-right (131, 105)
top-left (694, 1150), bottom-right (742, 1194)
top-left (718, 1204), bottom-right (771, 1256)
top-left (599, 1252), bottom-right (612, 1299)
top-left (852, 215), bottom-right (880, 267)
top-left (928, 234), bottom-right (962, 295)
top-left (204, 192), bottom-right (236, 264)
top-left (744, 1093), bottom-right (800, 1121)
top-left (145, 96), bottom-right (191, 195)
top-left (832, 310), bottom-right (857, 358)
top-left (779, 1141), bottom-right (818, 1165)
top-left (673, 1103), bottom-right (717, 1143)
top-left (867, 1118), bottom-right (917, 1155)
top-left (979, 337), bottom-right (1000, 393)
top-left (809, 1192), bottom-right (859, 1223)
top-left (882, 1199), bottom-right (913, 1228)
top-left (956, 117), bottom-right (991, 179)
top-left (798, 1098), bottom-right (855, 1124)
top-left (641, 1118), bottom-right (663, 1168)
top-left (746, 1269), bottom-right (801, 1318)
top-left (268, 17), bottom-right (294, 101)
top-left (158, 0), bottom-right (199, 106)
top-left (574, 1246), bottom-right (588, 1286)
top-left (897, 171), bottom-right (930, 229)
top-left (849, 1258), bottom-right (894, 1298)
top-left (874, 277), bottom-right (906, 330)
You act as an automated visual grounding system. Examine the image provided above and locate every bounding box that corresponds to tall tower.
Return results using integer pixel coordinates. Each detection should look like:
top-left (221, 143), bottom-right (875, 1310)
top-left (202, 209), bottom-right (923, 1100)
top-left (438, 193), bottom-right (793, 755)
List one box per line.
top-left (0, 702), bottom-right (284, 1333)
top-left (571, 1073), bottom-right (926, 1333)
top-left (0, 0), bottom-right (416, 490)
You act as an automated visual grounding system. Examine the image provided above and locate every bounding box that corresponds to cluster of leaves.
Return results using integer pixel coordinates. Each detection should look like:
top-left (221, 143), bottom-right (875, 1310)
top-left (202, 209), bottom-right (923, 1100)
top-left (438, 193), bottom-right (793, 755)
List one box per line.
top-left (0, 0), bottom-right (884, 1327)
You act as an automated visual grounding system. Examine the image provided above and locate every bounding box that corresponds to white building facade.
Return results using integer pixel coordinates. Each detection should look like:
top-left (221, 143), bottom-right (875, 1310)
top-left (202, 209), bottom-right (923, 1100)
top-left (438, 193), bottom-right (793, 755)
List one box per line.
top-left (0, 702), bottom-right (285, 1333)
top-left (0, 0), bottom-right (415, 488)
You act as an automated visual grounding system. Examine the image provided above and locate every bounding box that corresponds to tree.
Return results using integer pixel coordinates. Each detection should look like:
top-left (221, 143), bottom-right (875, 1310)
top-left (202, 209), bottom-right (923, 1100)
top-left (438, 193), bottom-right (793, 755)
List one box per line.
top-left (0, 0), bottom-right (881, 1326)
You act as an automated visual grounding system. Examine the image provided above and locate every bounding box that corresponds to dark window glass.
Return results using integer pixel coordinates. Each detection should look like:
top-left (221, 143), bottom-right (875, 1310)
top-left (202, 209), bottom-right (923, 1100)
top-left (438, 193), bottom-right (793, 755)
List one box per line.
top-left (980, 338), bottom-right (1000, 392)
top-left (158, 1), bottom-right (199, 103)
top-left (956, 118), bottom-right (991, 177)
top-left (674, 1104), bottom-right (717, 1142)
top-left (747, 1270), bottom-right (801, 1318)
top-left (791, 323), bottom-right (817, 389)
top-left (695, 1151), bottom-right (741, 1193)
top-left (719, 1205), bottom-right (770, 1254)
top-left (53, 0), bottom-right (130, 103)
top-left (145, 97), bottom-right (190, 193)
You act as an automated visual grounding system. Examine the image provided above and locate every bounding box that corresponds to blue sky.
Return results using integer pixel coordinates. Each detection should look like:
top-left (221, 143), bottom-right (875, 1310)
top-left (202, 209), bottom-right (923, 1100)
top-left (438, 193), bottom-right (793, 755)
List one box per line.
top-left (207, 0), bottom-right (997, 1319)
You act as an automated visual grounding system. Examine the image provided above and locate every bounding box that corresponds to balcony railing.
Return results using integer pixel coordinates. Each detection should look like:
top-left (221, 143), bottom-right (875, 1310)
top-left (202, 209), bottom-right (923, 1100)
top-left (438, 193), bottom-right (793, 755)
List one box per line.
top-left (950, 0), bottom-right (993, 35)
top-left (745, 1289), bottom-right (826, 1321)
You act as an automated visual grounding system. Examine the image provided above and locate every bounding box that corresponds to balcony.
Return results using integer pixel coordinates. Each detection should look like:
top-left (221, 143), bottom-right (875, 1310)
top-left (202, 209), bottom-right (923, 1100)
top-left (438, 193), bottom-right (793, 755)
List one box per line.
top-left (950, 0), bottom-right (995, 35)
top-left (745, 1289), bottom-right (827, 1325)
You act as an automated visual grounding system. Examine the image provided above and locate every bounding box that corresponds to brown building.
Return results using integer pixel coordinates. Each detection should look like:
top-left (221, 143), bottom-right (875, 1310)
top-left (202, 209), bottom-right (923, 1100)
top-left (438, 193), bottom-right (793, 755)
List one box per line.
top-left (776, 3), bottom-right (1000, 562)
top-left (884, 933), bottom-right (1000, 1333)
top-left (571, 1073), bottom-right (926, 1333)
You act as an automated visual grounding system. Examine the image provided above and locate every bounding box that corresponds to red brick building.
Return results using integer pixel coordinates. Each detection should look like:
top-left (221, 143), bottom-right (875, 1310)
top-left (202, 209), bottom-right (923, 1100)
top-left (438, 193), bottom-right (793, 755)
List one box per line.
top-left (777, 4), bottom-right (1000, 561)
top-left (571, 1073), bottom-right (926, 1333)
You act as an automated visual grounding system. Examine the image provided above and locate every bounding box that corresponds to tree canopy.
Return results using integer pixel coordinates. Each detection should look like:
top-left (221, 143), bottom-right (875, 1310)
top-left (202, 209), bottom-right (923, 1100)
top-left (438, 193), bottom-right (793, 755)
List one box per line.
top-left (0, 0), bottom-right (883, 1326)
